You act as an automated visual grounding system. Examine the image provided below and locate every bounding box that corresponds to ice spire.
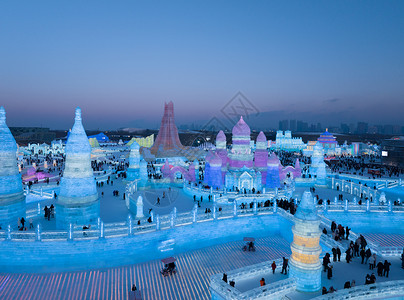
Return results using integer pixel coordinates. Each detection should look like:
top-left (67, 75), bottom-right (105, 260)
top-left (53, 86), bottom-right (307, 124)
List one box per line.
top-left (0, 106), bottom-right (26, 227)
top-left (56, 107), bottom-right (99, 228)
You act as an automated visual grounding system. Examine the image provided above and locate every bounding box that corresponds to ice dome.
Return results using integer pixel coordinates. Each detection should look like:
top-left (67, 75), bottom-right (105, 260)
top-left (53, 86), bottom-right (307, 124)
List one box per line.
top-left (257, 131), bottom-right (267, 142)
top-left (130, 141), bottom-right (140, 150)
top-left (232, 116), bottom-right (250, 137)
top-left (205, 150), bottom-right (214, 163)
top-left (216, 130), bottom-right (226, 142)
top-left (210, 153), bottom-right (222, 167)
top-left (267, 152), bottom-right (280, 165)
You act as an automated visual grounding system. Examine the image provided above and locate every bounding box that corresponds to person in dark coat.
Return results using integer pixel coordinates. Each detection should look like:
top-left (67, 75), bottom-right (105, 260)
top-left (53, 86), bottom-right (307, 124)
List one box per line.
top-left (365, 248), bottom-right (372, 264)
top-left (20, 217), bottom-right (25, 228)
top-left (401, 249), bottom-right (404, 269)
top-left (327, 265), bottom-right (333, 279)
top-left (323, 253), bottom-right (330, 272)
top-left (332, 248), bottom-right (337, 262)
top-left (365, 274), bottom-right (371, 284)
top-left (346, 226), bottom-right (351, 240)
top-left (377, 261), bottom-right (384, 276)
top-left (331, 221), bottom-right (336, 232)
top-left (346, 248), bottom-right (352, 263)
top-left (336, 247), bottom-right (341, 262)
top-left (370, 273), bottom-right (376, 284)
top-left (383, 260), bottom-right (391, 277)
top-left (281, 257), bottom-right (288, 275)
top-left (360, 248), bottom-right (366, 264)
top-left (354, 243), bottom-right (360, 257)
top-left (222, 273), bottom-right (227, 283)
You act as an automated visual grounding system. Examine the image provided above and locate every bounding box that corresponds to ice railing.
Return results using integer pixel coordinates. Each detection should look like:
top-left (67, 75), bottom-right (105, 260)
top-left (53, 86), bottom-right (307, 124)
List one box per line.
top-left (0, 203), bottom-right (275, 242)
top-left (318, 204), bottom-right (404, 213)
top-left (210, 258), bottom-right (296, 300)
top-left (311, 279), bottom-right (404, 300)
top-left (183, 182), bottom-right (290, 200)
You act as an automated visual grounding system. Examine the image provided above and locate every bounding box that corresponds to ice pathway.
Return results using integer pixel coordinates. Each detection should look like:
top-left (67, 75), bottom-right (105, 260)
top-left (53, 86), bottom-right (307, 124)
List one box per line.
top-left (0, 235), bottom-right (290, 300)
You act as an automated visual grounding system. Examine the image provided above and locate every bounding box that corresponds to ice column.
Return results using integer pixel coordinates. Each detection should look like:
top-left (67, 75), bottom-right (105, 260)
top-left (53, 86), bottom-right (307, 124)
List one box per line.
top-left (126, 141), bottom-right (140, 181)
top-left (136, 195), bottom-right (144, 218)
top-left (56, 108), bottom-right (99, 228)
top-left (289, 190), bottom-right (322, 292)
top-left (0, 107), bottom-right (26, 228)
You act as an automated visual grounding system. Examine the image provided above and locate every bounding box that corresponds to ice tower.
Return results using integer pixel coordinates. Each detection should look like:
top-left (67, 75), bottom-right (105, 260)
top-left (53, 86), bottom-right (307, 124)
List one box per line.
top-left (289, 190), bottom-right (322, 292)
top-left (150, 101), bottom-right (183, 154)
top-left (56, 108), bottom-right (99, 228)
top-left (127, 141), bottom-right (140, 181)
top-left (310, 142), bottom-right (324, 177)
top-left (0, 107), bottom-right (26, 227)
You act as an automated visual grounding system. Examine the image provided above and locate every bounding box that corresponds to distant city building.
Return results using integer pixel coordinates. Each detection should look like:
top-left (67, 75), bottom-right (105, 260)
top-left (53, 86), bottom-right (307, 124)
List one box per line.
top-left (356, 122), bottom-right (368, 134)
top-left (381, 136), bottom-right (404, 168)
top-left (279, 120), bottom-right (289, 131)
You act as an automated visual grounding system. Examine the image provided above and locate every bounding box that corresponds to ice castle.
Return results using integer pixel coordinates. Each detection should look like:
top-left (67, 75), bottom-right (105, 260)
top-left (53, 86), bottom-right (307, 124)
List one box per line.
top-left (56, 108), bottom-right (100, 228)
top-left (0, 107), bottom-right (26, 227)
top-left (203, 116), bottom-right (302, 191)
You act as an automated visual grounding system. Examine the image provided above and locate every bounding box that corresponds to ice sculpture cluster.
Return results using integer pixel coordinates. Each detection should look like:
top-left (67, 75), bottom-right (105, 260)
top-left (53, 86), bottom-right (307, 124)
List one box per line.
top-left (289, 190), bottom-right (322, 292)
top-left (0, 107), bottom-right (26, 227)
top-left (56, 107), bottom-right (99, 228)
top-left (126, 141), bottom-right (140, 181)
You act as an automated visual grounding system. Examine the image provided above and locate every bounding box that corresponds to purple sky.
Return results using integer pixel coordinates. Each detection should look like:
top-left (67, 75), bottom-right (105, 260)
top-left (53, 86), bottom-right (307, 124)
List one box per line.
top-left (1, 1), bottom-right (403, 130)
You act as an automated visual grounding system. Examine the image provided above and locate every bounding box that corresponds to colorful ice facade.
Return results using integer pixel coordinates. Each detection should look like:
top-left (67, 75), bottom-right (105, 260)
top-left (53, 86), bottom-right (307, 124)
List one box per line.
top-left (289, 190), bottom-right (322, 292)
top-left (317, 128), bottom-right (338, 150)
top-left (56, 107), bottom-right (100, 229)
top-left (202, 116), bottom-right (301, 190)
top-left (0, 107), bottom-right (26, 227)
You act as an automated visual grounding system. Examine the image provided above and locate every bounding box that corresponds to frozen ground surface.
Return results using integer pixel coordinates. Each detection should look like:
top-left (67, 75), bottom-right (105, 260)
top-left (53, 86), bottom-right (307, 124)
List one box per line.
top-left (5, 177), bottom-right (403, 299)
top-left (0, 235), bottom-right (290, 300)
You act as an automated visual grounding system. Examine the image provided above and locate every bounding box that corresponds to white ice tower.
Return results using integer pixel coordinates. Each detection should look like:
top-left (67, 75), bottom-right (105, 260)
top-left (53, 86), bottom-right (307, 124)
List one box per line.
top-left (126, 141), bottom-right (140, 181)
top-left (289, 190), bottom-right (322, 292)
top-left (56, 108), bottom-right (99, 228)
top-left (0, 107), bottom-right (26, 227)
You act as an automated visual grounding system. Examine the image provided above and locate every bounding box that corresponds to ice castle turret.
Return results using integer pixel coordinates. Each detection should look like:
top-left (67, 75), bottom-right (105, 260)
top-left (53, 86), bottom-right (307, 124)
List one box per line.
top-left (0, 107), bottom-right (26, 227)
top-left (126, 141), bottom-right (140, 181)
top-left (266, 152), bottom-right (280, 188)
top-left (56, 108), bottom-right (99, 228)
top-left (310, 142), bottom-right (324, 177)
top-left (289, 190), bottom-right (322, 292)
top-left (139, 159), bottom-right (148, 182)
top-left (254, 131), bottom-right (268, 168)
top-left (208, 153), bottom-right (222, 188)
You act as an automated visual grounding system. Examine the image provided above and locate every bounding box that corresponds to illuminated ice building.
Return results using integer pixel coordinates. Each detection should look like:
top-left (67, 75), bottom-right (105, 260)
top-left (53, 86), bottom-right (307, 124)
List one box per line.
top-left (203, 117), bottom-right (302, 191)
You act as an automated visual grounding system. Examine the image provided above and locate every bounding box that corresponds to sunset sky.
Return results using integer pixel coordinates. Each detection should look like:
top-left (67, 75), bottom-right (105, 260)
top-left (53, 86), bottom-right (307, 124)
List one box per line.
top-left (1, 0), bottom-right (403, 129)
